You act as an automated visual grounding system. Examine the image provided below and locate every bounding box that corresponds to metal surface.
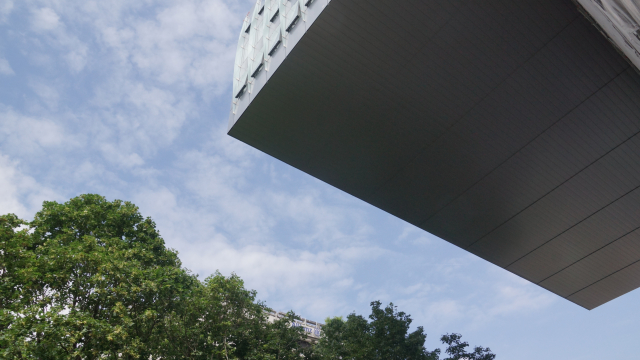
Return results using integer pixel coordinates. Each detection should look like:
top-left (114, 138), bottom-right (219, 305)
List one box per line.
top-left (228, 0), bottom-right (640, 309)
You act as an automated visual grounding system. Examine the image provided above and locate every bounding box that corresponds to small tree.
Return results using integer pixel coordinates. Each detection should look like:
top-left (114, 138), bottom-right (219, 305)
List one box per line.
top-left (315, 301), bottom-right (440, 360)
top-left (440, 333), bottom-right (495, 360)
top-left (159, 272), bottom-right (314, 360)
top-left (315, 302), bottom-right (495, 360)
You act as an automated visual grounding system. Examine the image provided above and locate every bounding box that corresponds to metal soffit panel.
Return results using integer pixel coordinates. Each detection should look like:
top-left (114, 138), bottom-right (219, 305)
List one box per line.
top-left (228, 0), bottom-right (640, 309)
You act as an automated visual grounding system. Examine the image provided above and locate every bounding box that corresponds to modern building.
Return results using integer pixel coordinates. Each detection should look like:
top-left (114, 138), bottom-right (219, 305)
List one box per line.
top-left (266, 310), bottom-right (323, 344)
top-left (228, 0), bottom-right (640, 310)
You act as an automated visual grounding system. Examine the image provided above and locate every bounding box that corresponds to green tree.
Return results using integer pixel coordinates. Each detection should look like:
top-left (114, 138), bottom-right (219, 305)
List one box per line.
top-left (256, 311), bottom-right (319, 360)
top-left (1, 194), bottom-right (496, 360)
top-left (440, 333), bottom-right (495, 360)
top-left (315, 301), bottom-right (440, 360)
top-left (0, 214), bottom-right (32, 355)
top-left (0, 194), bottom-right (315, 360)
top-left (159, 271), bottom-right (314, 360)
top-left (315, 302), bottom-right (495, 360)
top-left (0, 194), bottom-right (196, 359)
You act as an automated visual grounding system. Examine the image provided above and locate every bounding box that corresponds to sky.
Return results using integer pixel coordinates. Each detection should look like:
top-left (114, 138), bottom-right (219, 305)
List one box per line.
top-left (1, 0), bottom-right (639, 358)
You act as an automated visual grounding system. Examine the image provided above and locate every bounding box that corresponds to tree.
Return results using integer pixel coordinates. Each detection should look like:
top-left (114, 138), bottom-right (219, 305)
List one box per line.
top-left (0, 194), bottom-right (315, 360)
top-left (0, 214), bottom-right (31, 355)
top-left (314, 302), bottom-right (495, 360)
top-left (158, 271), bottom-right (314, 360)
top-left (255, 311), bottom-right (320, 360)
top-left (440, 333), bottom-right (495, 360)
top-left (315, 301), bottom-right (440, 360)
top-left (0, 194), bottom-right (197, 359)
top-left (1, 194), bottom-right (496, 359)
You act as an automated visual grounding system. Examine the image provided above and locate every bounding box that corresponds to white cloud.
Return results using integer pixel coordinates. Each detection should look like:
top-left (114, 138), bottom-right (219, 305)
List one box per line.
top-left (391, 265), bottom-right (557, 333)
top-left (485, 274), bottom-right (556, 317)
top-left (0, 106), bottom-right (70, 155)
top-left (63, 45), bottom-right (88, 73)
top-left (422, 299), bottom-right (465, 324)
top-left (29, 80), bottom-right (60, 109)
top-left (116, 0), bottom-right (240, 92)
top-left (190, 239), bottom-right (360, 318)
top-left (98, 143), bottom-right (145, 168)
top-left (0, 153), bottom-right (59, 219)
top-left (267, 190), bottom-right (375, 247)
top-left (185, 241), bottom-right (345, 294)
top-left (177, 141), bottom-right (375, 250)
top-left (0, 57), bottom-right (14, 75)
top-left (29, 7), bottom-right (88, 73)
top-left (70, 160), bottom-right (124, 189)
top-left (9, 0), bottom-right (247, 167)
top-left (31, 7), bottom-right (61, 32)
top-left (29, 0), bottom-right (245, 94)
top-left (396, 225), bottom-right (435, 246)
top-left (0, 0), bottom-right (13, 23)
top-left (85, 79), bottom-right (192, 164)
top-left (0, 155), bottom-right (28, 217)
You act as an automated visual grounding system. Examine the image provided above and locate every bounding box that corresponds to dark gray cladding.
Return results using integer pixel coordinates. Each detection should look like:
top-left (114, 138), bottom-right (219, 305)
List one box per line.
top-left (228, 0), bottom-right (640, 310)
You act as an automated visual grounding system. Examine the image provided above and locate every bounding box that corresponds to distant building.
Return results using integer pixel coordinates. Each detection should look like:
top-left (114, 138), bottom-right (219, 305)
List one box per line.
top-left (266, 310), bottom-right (323, 344)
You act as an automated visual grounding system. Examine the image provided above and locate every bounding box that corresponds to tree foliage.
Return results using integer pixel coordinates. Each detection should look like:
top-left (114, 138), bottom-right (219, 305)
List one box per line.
top-left (0, 195), bottom-right (309, 359)
top-left (440, 333), bottom-right (495, 360)
top-left (1, 195), bottom-right (196, 358)
top-left (1, 194), bottom-right (496, 359)
top-left (314, 302), bottom-right (495, 360)
top-left (158, 272), bottom-right (314, 360)
top-left (315, 301), bottom-right (439, 360)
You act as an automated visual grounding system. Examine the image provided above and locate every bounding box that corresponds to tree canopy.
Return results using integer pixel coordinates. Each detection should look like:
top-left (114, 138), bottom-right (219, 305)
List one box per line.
top-left (0, 195), bottom-right (309, 359)
top-left (315, 301), bottom-right (495, 360)
top-left (315, 301), bottom-right (438, 360)
top-left (1, 194), bottom-right (496, 359)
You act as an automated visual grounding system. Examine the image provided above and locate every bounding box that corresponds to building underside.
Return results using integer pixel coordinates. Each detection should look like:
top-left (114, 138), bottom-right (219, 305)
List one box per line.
top-left (228, 0), bottom-right (640, 310)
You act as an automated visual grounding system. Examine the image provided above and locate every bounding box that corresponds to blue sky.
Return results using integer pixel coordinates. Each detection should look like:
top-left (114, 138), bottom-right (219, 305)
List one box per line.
top-left (1, 0), bottom-right (639, 358)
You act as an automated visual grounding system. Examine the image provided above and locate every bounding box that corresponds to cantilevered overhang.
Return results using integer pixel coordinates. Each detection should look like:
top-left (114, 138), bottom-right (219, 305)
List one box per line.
top-left (228, 0), bottom-right (640, 309)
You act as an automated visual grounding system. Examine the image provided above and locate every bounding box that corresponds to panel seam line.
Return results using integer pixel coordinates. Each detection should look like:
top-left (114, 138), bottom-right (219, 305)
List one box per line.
top-left (463, 67), bottom-right (630, 250)
top-left (367, 14), bottom-right (581, 200)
